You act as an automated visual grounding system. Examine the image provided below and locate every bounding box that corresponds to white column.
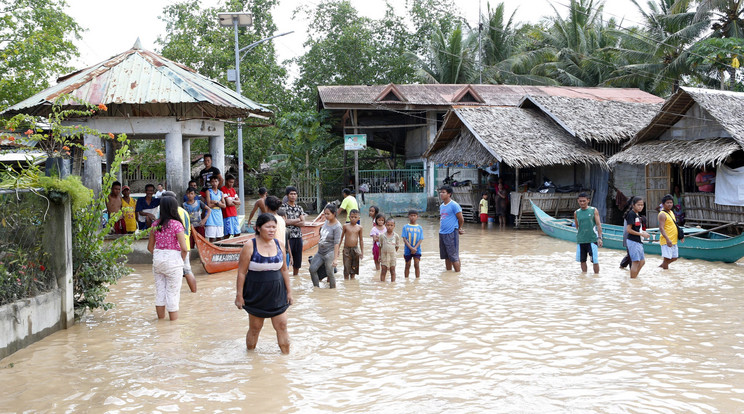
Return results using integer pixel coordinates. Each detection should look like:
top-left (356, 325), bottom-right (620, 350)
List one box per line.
top-left (165, 128), bottom-right (184, 197)
top-left (427, 111), bottom-right (438, 196)
top-left (182, 138), bottom-right (192, 186)
top-left (83, 134), bottom-right (102, 197)
top-left (209, 134), bottom-right (225, 175)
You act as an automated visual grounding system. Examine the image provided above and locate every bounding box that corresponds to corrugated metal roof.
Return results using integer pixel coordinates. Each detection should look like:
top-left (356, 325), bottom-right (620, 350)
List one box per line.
top-left (2, 46), bottom-right (272, 119)
top-left (318, 84), bottom-right (664, 108)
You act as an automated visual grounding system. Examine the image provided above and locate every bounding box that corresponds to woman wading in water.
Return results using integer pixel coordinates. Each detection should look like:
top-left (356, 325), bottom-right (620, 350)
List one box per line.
top-left (235, 213), bottom-right (293, 353)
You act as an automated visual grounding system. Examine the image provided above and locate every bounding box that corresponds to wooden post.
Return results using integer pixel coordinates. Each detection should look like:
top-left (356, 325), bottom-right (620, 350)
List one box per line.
top-left (353, 109), bottom-right (359, 194)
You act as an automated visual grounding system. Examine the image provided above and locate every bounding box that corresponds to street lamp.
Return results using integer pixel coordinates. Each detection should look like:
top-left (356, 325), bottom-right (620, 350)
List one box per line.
top-left (216, 11), bottom-right (292, 218)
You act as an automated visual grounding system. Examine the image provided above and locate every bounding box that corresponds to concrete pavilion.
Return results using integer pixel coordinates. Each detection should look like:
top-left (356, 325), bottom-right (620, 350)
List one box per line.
top-left (2, 39), bottom-right (272, 196)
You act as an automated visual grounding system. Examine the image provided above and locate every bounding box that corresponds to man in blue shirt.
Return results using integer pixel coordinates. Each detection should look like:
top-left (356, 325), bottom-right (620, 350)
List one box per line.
top-left (438, 185), bottom-right (464, 272)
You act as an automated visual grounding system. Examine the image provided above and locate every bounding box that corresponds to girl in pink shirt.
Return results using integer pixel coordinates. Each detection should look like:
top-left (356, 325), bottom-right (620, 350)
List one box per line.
top-left (147, 197), bottom-right (188, 321)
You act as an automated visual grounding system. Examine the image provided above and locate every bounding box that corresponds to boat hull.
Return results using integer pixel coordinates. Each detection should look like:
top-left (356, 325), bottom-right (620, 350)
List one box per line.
top-left (194, 217), bottom-right (325, 274)
top-left (531, 201), bottom-right (744, 263)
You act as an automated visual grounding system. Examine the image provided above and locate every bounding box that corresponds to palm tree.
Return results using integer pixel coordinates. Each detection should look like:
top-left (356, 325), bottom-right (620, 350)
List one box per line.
top-left (527, 0), bottom-right (619, 86)
top-left (695, 0), bottom-right (744, 88)
top-left (409, 22), bottom-right (477, 84)
top-left (478, 2), bottom-right (556, 84)
top-left (602, 0), bottom-right (709, 95)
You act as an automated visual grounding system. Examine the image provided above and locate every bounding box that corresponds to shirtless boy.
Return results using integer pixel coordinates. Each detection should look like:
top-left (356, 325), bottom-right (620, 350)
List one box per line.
top-left (339, 210), bottom-right (364, 279)
top-left (107, 181), bottom-right (125, 234)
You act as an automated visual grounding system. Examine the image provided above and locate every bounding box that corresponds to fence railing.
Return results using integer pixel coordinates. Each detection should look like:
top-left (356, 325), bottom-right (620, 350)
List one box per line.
top-left (0, 189), bottom-right (56, 305)
top-left (359, 169), bottom-right (425, 193)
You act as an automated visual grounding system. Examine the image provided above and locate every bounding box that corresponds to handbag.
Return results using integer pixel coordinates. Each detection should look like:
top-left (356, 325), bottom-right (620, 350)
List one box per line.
top-left (665, 211), bottom-right (684, 240)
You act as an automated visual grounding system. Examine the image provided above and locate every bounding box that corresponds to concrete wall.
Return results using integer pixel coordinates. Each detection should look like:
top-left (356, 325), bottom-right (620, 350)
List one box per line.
top-left (0, 195), bottom-right (73, 360)
top-left (405, 127), bottom-right (429, 159)
top-left (355, 193), bottom-right (428, 216)
top-left (0, 290), bottom-right (63, 360)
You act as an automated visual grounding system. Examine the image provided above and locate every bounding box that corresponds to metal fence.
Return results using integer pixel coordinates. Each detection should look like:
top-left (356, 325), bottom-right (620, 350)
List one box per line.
top-left (0, 189), bottom-right (56, 305)
top-left (358, 169), bottom-right (425, 193)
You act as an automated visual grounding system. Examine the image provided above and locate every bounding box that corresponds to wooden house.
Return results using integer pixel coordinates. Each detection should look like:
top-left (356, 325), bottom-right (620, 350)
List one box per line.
top-left (610, 87), bottom-right (744, 229)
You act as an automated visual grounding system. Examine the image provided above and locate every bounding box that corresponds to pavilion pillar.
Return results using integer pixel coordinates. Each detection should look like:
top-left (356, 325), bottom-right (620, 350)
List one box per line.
top-left (182, 138), bottom-right (192, 186)
top-left (209, 135), bottom-right (225, 176)
top-left (83, 134), bottom-right (102, 197)
top-left (165, 128), bottom-right (185, 198)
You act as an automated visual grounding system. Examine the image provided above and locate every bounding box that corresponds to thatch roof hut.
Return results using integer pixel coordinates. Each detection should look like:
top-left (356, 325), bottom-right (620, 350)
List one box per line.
top-left (425, 106), bottom-right (607, 169)
top-left (610, 87), bottom-right (744, 167)
top-left (520, 95), bottom-right (663, 144)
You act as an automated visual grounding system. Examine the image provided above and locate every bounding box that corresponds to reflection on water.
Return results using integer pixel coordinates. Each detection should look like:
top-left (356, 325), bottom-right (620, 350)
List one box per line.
top-left (2, 218), bottom-right (744, 412)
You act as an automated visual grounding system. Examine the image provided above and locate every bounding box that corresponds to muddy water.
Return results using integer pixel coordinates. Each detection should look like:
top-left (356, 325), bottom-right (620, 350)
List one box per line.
top-left (2, 217), bottom-right (744, 413)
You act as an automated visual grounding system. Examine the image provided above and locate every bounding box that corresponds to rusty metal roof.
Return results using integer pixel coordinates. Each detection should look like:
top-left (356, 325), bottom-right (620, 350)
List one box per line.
top-left (2, 44), bottom-right (272, 119)
top-left (318, 84), bottom-right (664, 109)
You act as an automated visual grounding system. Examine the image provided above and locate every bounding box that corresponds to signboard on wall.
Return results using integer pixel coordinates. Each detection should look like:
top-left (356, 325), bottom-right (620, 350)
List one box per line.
top-left (344, 134), bottom-right (367, 151)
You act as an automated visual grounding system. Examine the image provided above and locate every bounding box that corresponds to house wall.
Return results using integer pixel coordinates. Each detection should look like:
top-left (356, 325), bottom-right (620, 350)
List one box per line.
top-left (612, 163), bottom-right (646, 204)
top-left (542, 164), bottom-right (581, 187)
top-left (660, 103), bottom-right (731, 140)
top-left (405, 127), bottom-right (429, 159)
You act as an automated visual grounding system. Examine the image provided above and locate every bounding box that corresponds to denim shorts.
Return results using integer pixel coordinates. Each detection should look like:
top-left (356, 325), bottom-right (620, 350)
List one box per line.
top-left (626, 239), bottom-right (645, 261)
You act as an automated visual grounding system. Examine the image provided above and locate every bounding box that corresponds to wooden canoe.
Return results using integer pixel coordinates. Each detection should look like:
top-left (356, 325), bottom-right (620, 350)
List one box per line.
top-left (194, 214), bottom-right (326, 274)
top-left (531, 200), bottom-right (744, 263)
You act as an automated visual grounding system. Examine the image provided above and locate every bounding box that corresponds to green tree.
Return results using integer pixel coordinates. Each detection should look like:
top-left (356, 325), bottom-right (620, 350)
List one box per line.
top-left (528, 0), bottom-right (621, 87)
top-left (694, 0), bottom-right (744, 88)
top-left (292, 0), bottom-right (417, 105)
top-left (688, 37), bottom-right (744, 89)
top-left (156, 0), bottom-right (289, 187)
top-left (603, 0), bottom-right (708, 95)
top-left (0, 0), bottom-right (82, 110)
top-left (410, 23), bottom-right (478, 84)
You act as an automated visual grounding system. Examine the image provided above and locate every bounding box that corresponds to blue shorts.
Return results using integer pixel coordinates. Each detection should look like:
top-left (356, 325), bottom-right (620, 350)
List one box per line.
top-left (439, 231), bottom-right (459, 262)
top-left (626, 240), bottom-right (645, 261)
top-left (223, 216), bottom-right (240, 236)
top-left (404, 253), bottom-right (421, 262)
top-left (576, 243), bottom-right (599, 264)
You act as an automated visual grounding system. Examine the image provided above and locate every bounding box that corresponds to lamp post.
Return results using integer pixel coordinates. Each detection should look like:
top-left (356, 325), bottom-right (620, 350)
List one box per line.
top-left (217, 12), bottom-right (292, 218)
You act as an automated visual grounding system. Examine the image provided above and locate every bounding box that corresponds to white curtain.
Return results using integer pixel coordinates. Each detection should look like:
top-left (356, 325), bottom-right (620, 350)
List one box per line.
top-left (715, 164), bottom-right (744, 206)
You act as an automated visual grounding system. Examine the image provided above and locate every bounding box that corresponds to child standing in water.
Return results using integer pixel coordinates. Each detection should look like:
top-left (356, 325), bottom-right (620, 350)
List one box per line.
top-left (401, 210), bottom-right (424, 278)
top-left (339, 209), bottom-right (364, 279)
top-left (310, 204), bottom-right (343, 288)
top-left (369, 213), bottom-right (386, 270)
top-left (479, 192), bottom-right (489, 229)
top-left (379, 218), bottom-right (400, 282)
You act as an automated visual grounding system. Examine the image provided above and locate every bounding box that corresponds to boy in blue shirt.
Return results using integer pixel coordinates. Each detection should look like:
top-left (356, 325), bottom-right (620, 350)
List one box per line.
top-left (402, 209), bottom-right (424, 278)
top-left (438, 185), bottom-right (464, 272)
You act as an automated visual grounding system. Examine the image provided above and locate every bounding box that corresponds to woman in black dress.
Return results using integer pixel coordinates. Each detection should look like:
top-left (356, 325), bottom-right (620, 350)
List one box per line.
top-left (235, 213), bottom-right (293, 353)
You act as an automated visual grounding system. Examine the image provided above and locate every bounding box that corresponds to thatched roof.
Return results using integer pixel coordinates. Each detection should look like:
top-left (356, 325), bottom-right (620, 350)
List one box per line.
top-left (318, 84), bottom-right (663, 110)
top-left (425, 106), bottom-right (608, 169)
top-left (521, 95), bottom-right (662, 143)
top-left (629, 87), bottom-right (744, 148)
top-left (612, 87), bottom-right (744, 167)
top-left (609, 138), bottom-right (741, 168)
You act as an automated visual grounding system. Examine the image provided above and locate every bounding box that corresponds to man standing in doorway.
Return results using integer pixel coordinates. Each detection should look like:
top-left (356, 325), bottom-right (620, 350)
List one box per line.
top-left (283, 186), bottom-right (306, 276)
top-left (337, 188), bottom-right (359, 224)
top-left (438, 185), bottom-right (464, 272)
top-left (198, 153), bottom-right (223, 193)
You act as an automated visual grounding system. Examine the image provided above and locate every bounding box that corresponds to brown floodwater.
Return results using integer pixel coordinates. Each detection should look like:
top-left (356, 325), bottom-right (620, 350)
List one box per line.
top-left (2, 217), bottom-right (744, 413)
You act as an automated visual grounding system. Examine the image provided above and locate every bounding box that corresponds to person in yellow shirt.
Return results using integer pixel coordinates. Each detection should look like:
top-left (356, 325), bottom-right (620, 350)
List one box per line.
top-left (479, 192), bottom-right (489, 229)
top-left (121, 186), bottom-right (138, 233)
top-left (658, 194), bottom-right (684, 270)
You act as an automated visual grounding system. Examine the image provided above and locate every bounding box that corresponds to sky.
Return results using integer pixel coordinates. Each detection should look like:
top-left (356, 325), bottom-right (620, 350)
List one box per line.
top-left (64, 0), bottom-right (647, 81)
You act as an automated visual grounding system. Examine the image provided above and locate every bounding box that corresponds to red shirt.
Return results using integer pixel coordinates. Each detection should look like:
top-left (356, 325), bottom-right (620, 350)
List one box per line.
top-left (221, 186), bottom-right (238, 218)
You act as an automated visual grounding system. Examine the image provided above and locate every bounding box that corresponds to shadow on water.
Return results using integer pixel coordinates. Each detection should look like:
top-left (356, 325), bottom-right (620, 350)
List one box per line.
top-left (1, 218), bottom-right (743, 412)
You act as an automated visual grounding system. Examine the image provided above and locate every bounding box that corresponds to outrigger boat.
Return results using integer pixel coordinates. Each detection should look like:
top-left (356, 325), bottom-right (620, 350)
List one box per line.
top-left (531, 201), bottom-right (744, 263)
top-left (193, 214), bottom-right (326, 274)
